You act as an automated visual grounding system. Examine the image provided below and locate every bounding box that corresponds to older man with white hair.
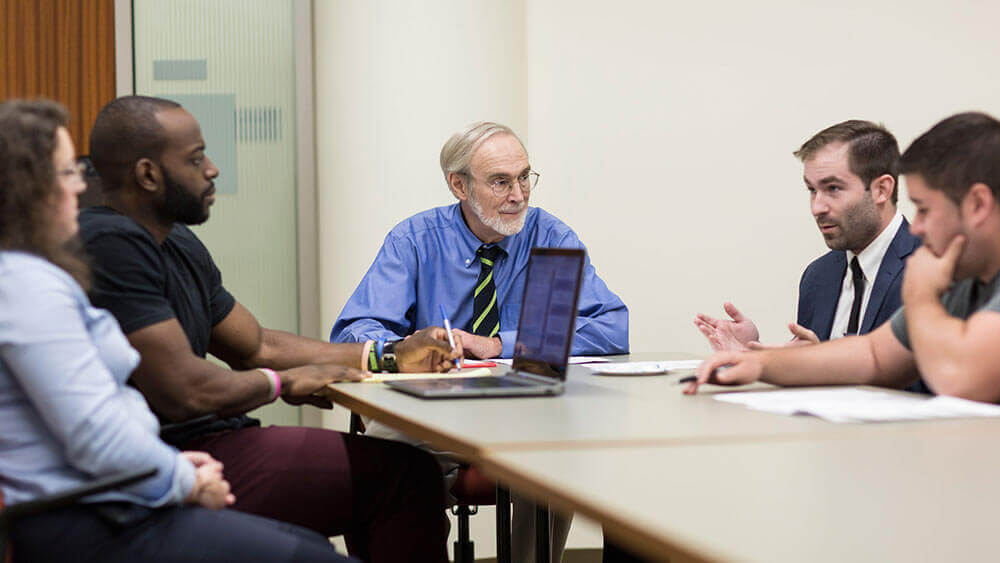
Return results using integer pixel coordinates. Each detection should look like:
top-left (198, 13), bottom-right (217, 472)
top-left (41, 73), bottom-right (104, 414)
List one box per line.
top-left (331, 121), bottom-right (627, 359)
top-left (331, 122), bottom-right (628, 562)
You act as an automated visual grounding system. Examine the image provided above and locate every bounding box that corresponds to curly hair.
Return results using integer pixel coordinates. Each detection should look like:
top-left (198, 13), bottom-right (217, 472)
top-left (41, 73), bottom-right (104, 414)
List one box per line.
top-left (0, 99), bottom-right (90, 288)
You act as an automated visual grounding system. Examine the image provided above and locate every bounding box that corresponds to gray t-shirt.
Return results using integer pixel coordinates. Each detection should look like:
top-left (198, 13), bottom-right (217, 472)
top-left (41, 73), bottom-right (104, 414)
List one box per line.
top-left (890, 273), bottom-right (1000, 349)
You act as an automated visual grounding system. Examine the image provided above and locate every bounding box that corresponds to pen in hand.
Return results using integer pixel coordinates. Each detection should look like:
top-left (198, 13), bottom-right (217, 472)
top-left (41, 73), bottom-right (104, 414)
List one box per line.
top-left (439, 304), bottom-right (462, 371)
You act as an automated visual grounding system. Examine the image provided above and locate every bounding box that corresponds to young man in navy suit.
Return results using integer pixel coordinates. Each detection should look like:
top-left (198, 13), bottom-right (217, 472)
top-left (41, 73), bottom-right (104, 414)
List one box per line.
top-left (695, 120), bottom-right (920, 351)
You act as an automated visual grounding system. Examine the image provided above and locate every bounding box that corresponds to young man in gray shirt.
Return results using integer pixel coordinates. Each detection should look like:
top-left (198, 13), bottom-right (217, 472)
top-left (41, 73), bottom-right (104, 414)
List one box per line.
top-left (686, 111), bottom-right (1000, 403)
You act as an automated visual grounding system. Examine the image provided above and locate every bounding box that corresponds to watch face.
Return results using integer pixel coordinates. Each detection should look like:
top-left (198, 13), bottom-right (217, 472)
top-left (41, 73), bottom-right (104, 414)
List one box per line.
top-left (381, 340), bottom-right (400, 373)
top-left (382, 352), bottom-right (398, 373)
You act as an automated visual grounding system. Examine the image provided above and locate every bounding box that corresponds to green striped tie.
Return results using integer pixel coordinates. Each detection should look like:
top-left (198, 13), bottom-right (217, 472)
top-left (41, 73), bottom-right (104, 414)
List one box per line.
top-left (472, 245), bottom-right (502, 337)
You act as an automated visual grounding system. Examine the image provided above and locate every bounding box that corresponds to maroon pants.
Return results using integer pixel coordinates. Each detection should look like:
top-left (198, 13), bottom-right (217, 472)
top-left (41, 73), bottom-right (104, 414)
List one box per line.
top-left (184, 426), bottom-right (448, 563)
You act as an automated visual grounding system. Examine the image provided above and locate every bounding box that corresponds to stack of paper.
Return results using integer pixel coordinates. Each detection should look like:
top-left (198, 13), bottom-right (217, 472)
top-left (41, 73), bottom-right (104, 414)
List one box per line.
top-left (714, 388), bottom-right (1000, 423)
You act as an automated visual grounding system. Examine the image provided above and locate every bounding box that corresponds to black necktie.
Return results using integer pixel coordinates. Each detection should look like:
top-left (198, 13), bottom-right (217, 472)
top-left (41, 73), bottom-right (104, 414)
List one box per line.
top-left (847, 256), bottom-right (865, 335)
top-left (472, 245), bottom-right (502, 337)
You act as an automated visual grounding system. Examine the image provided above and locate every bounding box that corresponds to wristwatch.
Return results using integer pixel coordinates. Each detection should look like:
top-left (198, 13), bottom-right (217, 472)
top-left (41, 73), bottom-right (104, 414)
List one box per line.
top-left (380, 339), bottom-right (401, 373)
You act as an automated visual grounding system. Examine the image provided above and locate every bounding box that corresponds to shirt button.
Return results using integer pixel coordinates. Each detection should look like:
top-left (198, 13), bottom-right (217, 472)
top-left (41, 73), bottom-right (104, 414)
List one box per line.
top-left (465, 259), bottom-right (471, 265)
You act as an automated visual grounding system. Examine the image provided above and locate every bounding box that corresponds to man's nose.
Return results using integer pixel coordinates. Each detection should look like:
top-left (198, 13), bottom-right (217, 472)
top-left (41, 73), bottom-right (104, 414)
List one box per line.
top-left (508, 184), bottom-right (526, 203)
top-left (205, 156), bottom-right (220, 179)
top-left (811, 194), bottom-right (829, 217)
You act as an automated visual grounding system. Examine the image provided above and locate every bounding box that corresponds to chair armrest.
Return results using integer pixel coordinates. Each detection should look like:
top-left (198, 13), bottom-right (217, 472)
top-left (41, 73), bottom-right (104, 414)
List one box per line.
top-left (0, 466), bottom-right (158, 524)
top-left (0, 466), bottom-right (157, 560)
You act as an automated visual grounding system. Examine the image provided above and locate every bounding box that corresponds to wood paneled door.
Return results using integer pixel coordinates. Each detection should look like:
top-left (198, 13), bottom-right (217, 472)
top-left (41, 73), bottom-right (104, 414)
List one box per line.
top-left (1, 0), bottom-right (116, 154)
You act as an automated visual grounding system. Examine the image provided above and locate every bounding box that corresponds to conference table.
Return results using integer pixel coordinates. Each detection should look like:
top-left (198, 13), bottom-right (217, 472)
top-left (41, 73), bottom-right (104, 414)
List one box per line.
top-left (326, 354), bottom-right (1000, 561)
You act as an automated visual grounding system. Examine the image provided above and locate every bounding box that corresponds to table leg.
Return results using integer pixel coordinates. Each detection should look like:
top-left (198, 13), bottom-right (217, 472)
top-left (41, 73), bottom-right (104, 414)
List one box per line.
top-left (496, 486), bottom-right (511, 563)
top-left (535, 504), bottom-right (550, 563)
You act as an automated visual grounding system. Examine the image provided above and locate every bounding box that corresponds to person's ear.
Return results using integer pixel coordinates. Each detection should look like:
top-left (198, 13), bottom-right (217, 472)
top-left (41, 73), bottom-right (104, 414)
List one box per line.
top-left (961, 183), bottom-right (996, 227)
top-left (448, 172), bottom-right (468, 201)
top-left (134, 158), bottom-right (161, 194)
top-left (870, 174), bottom-right (895, 205)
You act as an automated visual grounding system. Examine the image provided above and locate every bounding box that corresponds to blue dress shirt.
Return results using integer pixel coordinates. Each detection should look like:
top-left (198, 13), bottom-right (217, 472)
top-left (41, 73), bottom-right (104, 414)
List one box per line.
top-left (331, 204), bottom-right (629, 357)
top-left (0, 252), bottom-right (194, 507)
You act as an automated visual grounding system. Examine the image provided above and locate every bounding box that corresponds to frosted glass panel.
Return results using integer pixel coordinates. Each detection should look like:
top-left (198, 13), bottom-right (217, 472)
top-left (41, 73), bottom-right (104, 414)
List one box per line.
top-left (133, 0), bottom-right (300, 426)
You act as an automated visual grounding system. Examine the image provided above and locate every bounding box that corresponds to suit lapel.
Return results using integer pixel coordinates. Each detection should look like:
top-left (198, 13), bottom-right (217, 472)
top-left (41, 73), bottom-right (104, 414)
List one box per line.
top-left (861, 219), bottom-right (918, 333)
top-left (813, 252), bottom-right (846, 341)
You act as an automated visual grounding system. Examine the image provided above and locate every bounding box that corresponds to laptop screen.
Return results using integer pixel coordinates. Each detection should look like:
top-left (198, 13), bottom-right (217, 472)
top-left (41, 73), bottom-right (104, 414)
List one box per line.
top-left (511, 248), bottom-right (585, 380)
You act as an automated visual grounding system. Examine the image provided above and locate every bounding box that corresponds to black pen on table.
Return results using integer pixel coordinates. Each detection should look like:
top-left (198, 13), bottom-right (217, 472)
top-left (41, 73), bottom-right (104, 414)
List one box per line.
top-left (677, 366), bottom-right (728, 385)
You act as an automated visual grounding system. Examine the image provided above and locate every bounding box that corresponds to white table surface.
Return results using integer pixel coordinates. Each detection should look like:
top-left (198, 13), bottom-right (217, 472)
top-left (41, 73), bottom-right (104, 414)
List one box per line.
top-left (475, 418), bottom-right (1000, 562)
top-left (326, 353), bottom-right (933, 459)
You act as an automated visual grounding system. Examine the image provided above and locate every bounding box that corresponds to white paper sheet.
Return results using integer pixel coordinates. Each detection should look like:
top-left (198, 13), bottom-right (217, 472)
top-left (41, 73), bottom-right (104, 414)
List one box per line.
top-left (589, 360), bottom-right (704, 375)
top-left (714, 388), bottom-right (1000, 423)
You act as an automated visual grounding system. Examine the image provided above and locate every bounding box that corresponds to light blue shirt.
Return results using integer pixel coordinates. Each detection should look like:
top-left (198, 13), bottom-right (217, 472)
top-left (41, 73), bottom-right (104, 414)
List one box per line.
top-left (331, 205), bottom-right (629, 357)
top-left (0, 252), bottom-right (194, 507)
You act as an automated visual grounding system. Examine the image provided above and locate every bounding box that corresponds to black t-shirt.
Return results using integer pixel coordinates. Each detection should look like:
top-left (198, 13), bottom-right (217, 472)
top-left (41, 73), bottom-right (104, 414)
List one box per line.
top-left (79, 206), bottom-right (257, 445)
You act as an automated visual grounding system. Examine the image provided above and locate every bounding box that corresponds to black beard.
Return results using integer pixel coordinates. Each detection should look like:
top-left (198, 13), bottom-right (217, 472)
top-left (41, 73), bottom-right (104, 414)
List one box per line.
top-left (160, 168), bottom-right (209, 225)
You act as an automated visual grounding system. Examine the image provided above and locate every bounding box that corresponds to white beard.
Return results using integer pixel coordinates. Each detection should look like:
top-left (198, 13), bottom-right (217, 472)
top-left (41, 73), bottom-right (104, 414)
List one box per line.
top-left (467, 190), bottom-right (527, 236)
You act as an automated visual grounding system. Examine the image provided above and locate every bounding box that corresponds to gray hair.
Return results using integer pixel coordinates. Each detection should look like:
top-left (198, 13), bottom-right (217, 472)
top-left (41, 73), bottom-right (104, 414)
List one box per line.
top-left (439, 121), bottom-right (527, 183)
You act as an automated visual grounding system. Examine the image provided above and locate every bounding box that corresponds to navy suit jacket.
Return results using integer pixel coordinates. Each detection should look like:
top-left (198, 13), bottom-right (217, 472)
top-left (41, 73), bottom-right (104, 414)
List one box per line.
top-left (797, 219), bottom-right (921, 340)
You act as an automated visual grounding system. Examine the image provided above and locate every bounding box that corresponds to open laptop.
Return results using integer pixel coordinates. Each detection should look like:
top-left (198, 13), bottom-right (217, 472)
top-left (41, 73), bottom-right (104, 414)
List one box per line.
top-left (385, 248), bottom-right (585, 399)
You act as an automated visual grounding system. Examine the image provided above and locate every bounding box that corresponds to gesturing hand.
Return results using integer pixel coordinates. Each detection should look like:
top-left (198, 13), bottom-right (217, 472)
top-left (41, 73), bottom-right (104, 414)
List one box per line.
top-left (746, 322), bottom-right (819, 350)
top-left (694, 302), bottom-right (761, 351)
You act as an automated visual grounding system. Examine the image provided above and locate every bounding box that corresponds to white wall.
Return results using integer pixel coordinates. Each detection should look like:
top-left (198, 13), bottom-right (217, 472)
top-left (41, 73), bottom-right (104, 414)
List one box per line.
top-left (314, 0), bottom-right (527, 341)
top-left (521, 0), bottom-right (1000, 352)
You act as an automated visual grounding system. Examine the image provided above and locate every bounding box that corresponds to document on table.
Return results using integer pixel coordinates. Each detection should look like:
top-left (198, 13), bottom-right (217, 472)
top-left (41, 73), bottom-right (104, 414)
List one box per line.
top-left (589, 360), bottom-right (703, 375)
top-left (493, 356), bottom-right (613, 366)
top-left (344, 367), bottom-right (492, 383)
top-left (714, 388), bottom-right (1000, 423)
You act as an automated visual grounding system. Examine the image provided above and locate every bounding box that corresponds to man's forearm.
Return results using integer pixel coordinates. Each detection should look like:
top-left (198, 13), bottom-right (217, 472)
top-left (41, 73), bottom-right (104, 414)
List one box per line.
top-left (905, 296), bottom-right (972, 396)
top-left (759, 334), bottom-right (881, 387)
top-left (252, 329), bottom-right (365, 370)
top-left (133, 360), bottom-right (275, 422)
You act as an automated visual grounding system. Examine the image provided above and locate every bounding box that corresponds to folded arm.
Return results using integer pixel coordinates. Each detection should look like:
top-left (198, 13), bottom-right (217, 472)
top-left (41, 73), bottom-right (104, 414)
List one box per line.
top-left (903, 238), bottom-right (1000, 401)
top-left (906, 302), bottom-right (1000, 401)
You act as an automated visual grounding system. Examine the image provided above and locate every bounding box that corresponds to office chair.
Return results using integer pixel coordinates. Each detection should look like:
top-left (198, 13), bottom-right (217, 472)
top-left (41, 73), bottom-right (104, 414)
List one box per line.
top-left (349, 412), bottom-right (512, 563)
top-left (0, 467), bottom-right (157, 562)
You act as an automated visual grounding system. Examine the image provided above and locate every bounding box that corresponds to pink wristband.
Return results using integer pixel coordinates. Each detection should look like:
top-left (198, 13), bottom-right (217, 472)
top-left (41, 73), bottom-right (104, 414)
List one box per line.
top-left (257, 368), bottom-right (281, 402)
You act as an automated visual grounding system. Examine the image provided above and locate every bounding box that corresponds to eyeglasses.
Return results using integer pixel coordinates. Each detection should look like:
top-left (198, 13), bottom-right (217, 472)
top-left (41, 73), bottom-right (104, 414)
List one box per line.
top-left (462, 170), bottom-right (541, 198)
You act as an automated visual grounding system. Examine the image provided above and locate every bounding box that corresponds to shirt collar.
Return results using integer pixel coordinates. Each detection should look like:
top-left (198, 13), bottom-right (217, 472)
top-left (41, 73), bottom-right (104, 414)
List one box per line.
top-left (846, 211), bottom-right (903, 281)
top-left (451, 203), bottom-right (511, 268)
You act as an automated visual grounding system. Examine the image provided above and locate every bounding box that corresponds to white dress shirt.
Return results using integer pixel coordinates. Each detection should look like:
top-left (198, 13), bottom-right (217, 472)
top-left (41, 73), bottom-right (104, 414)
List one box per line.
top-left (829, 211), bottom-right (904, 340)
